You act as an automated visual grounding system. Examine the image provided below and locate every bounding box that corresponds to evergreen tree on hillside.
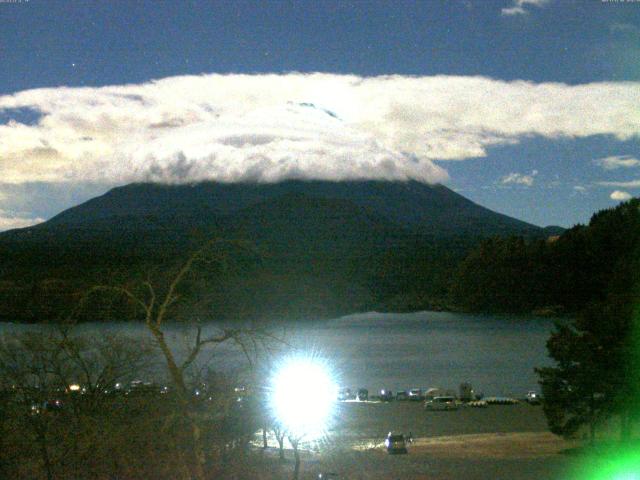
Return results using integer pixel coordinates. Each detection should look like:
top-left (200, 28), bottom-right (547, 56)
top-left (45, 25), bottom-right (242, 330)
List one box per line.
top-left (451, 198), bottom-right (640, 315)
top-left (450, 236), bottom-right (550, 313)
top-left (537, 288), bottom-right (640, 440)
top-left (535, 199), bottom-right (640, 440)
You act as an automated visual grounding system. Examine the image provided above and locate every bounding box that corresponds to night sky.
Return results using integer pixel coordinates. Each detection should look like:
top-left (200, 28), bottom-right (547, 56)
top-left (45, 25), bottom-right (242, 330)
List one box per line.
top-left (0, 0), bottom-right (639, 229)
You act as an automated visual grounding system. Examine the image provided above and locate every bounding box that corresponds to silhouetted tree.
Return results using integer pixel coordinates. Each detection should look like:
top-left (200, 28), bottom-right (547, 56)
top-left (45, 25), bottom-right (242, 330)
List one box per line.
top-left (536, 211), bottom-right (640, 443)
top-left (0, 330), bottom-right (156, 479)
top-left (75, 238), bottom-right (272, 480)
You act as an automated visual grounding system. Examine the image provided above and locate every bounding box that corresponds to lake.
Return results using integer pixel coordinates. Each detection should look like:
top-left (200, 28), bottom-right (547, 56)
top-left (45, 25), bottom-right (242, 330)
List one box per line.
top-left (0, 310), bottom-right (555, 397)
top-left (290, 311), bottom-right (554, 397)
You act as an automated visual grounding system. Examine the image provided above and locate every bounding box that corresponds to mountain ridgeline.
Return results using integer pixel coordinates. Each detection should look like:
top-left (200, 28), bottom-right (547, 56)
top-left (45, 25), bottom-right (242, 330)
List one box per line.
top-left (0, 180), bottom-right (556, 323)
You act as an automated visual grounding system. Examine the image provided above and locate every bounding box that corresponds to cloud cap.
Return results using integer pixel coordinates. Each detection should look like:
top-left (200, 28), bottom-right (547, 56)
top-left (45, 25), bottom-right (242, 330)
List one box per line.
top-left (0, 73), bottom-right (639, 187)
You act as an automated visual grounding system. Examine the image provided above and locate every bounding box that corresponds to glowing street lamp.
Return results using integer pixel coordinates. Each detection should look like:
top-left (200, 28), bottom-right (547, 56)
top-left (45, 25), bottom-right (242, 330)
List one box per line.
top-left (269, 354), bottom-right (338, 439)
top-left (268, 354), bottom-right (338, 479)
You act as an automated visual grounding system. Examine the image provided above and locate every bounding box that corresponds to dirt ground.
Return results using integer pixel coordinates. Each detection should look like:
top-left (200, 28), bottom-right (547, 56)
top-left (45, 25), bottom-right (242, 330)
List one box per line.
top-left (269, 401), bottom-right (583, 479)
top-left (330, 399), bottom-right (552, 439)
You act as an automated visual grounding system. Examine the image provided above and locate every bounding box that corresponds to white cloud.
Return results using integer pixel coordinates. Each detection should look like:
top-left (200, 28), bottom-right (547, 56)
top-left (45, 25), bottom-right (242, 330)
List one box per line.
top-left (0, 211), bottom-right (44, 231)
top-left (610, 190), bottom-right (632, 201)
top-left (0, 73), bottom-right (639, 187)
top-left (594, 155), bottom-right (640, 170)
top-left (501, 0), bottom-right (549, 16)
top-left (598, 179), bottom-right (640, 188)
top-left (500, 170), bottom-right (538, 186)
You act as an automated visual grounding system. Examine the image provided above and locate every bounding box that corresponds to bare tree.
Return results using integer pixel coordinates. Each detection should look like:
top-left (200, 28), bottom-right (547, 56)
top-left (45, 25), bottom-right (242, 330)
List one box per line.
top-left (72, 238), bottom-right (274, 480)
top-left (57, 331), bottom-right (156, 477)
top-left (0, 332), bottom-right (68, 480)
top-left (288, 435), bottom-right (302, 480)
top-left (273, 425), bottom-right (287, 461)
top-left (0, 329), bottom-right (163, 480)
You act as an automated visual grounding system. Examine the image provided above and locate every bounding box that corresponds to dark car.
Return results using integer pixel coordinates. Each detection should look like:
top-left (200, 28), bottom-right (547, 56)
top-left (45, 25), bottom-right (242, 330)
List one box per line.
top-left (337, 388), bottom-right (353, 401)
top-left (396, 390), bottom-right (408, 401)
top-left (30, 399), bottom-right (64, 415)
top-left (384, 432), bottom-right (408, 454)
top-left (44, 399), bottom-right (64, 412)
top-left (357, 388), bottom-right (368, 401)
top-left (379, 389), bottom-right (394, 402)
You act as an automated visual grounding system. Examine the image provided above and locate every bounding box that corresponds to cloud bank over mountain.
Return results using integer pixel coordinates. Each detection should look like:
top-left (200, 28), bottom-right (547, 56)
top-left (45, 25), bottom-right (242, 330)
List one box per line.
top-left (0, 210), bottom-right (45, 231)
top-left (1, 73), bottom-right (639, 188)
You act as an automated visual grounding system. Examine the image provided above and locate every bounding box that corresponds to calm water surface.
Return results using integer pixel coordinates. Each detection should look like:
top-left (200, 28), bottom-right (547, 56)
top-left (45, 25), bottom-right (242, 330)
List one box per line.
top-left (0, 311), bottom-right (554, 397)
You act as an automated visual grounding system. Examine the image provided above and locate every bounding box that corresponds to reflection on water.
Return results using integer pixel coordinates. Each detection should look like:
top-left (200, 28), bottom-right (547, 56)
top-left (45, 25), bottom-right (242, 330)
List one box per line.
top-left (0, 310), bottom-right (554, 397)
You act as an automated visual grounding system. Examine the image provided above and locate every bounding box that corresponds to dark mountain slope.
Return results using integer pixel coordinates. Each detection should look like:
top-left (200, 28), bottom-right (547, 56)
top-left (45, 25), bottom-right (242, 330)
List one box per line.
top-left (228, 192), bottom-right (405, 257)
top-left (0, 180), bottom-right (552, 323)
top-left (34, 180), bottom-right (543, 237)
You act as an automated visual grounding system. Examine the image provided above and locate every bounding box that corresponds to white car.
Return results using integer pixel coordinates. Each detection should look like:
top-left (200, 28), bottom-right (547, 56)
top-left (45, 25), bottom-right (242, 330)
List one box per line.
top-left (424, 396), bottom-right (458, 411)
top-left (407, 388), bottom-right (423, 401)
top-left (526, 391), bottom-right (541, 405)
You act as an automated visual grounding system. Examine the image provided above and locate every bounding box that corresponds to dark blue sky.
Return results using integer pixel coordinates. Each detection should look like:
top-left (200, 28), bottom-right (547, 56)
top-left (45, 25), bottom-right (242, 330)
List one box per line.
top-left (0, 0), bottom-right (639, 228)
top-left (2, 0), bottom-right (639, 92)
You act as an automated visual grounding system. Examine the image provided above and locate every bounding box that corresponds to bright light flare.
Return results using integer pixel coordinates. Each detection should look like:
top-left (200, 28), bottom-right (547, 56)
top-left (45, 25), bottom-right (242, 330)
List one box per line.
top-left (268, 355), bottom-right (338, 440)
top-left (570, 443), bottom-right (640, 480)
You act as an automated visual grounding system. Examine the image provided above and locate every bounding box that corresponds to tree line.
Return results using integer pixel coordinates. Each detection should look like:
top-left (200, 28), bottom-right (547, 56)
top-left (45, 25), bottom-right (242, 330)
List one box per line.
top-left (450, 198), bottom-right (640, 316)
top-left (0, 328), bottom-right (300, 480)
top-left (451, 198), bottom-right (640, 441)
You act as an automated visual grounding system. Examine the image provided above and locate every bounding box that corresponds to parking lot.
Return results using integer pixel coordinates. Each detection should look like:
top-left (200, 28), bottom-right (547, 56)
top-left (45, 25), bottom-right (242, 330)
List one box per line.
top-left (290, 401), bottom-right (580, 479)
top-left (330, 400), bottom-right (549, 441)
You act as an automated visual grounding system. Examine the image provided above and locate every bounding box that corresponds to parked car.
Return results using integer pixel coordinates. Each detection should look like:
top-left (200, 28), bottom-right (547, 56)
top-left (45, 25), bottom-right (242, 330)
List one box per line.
top-left (408, 388), bottom-right (423, 401)
top-left (424, 387), bottom-right (446, 401)
top-left (357, 388), bottom-right (369, 401)
top-left (30, 399), bottom-right (64, 415)
top-left (526, 391), bottom-right (541, 405)
top-left (126, 381), bottom-right (161, 396)
top-left (396, 390), bottom-right (408, 401)
top-left (379, 389), bottom-right (394, 402)
top-left (44, 399), bottom-right (64, 411)
top-left (337, 388), bottom-right (353, 401)
top-left (424, 396), bottom-right (458, 411)
top-left (384, 432), bottom-right (408, 454)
